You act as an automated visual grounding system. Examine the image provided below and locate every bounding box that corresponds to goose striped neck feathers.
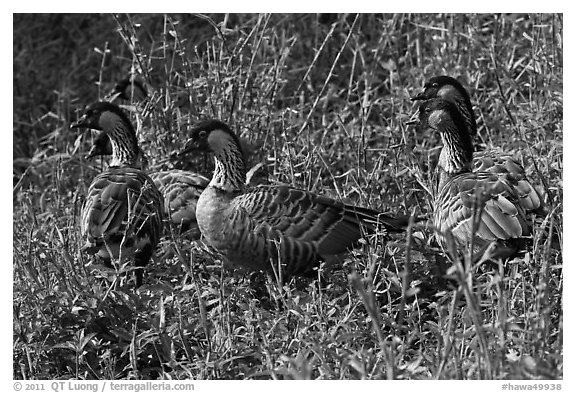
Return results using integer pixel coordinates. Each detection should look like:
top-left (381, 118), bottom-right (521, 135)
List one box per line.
top-left (415, 99), bottom-right (474, 186)
top-left (72, 102), bottom-right (140, 168)
top-left (183, 120), bottom-right (247, 193)
top-left (411, 75), bottom-right (477, 137)
top-left (85, 132), bottom-right (149, 169)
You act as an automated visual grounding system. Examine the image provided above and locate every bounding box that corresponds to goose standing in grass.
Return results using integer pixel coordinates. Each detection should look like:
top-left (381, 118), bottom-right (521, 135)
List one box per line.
top-left (410, 75), bottom-right (543, 213)
top-left (181, 119), bottom-right (411, 278)
top-left (409, 98), bottom-right (539, 260)
top-left (84, 77), bottom-right (210, 237)
top-left (71, 102), bottom-right (164, 287)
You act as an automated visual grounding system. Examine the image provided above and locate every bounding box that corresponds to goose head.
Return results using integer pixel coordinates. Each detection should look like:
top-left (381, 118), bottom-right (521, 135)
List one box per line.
top-left (71, 102), bottom-right (133, 132)
top-left (182, 120), bottom-right (243, 156)
top-left (182, 119), bottom-right (246, 191)
top-left (71, 102), bottom-right (141, 167)
top-left (411, 75), bottom-right (476, 136)
top-left (104, 77), bottom-right (148, 103)
top-left (411, 98), bottom-right (474, 178)
top-left (411, 75), bottom-right (469, 102)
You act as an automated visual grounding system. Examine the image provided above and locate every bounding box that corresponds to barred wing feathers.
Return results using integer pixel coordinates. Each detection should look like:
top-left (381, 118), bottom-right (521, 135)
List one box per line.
top-left (81, 167), bottom-right (164, 259)
top-left (150, 170), bottom-right (209, 235)
top-left (435, 172), bottom-right (529, 251)
top-left (472, 150), bottom-right (544, 213)
top-left (206, 184), bottom-right (408, 275)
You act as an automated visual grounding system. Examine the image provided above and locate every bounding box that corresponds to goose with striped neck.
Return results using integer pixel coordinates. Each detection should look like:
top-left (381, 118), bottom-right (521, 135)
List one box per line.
top-left (410, 98), bottom-right (538, 259)
top-left (84, 78), bottom-right (211, 237)
top-left (181, 119), bottom-right (412, 279)
top-left (411, 75), bottom-right (544, 213)
top-left (71, 101), bottom-right (164, 287)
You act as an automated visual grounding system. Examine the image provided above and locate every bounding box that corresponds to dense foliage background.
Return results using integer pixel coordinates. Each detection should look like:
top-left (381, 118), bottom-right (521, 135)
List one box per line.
top-left (13, 13), bottom-right (562, 380)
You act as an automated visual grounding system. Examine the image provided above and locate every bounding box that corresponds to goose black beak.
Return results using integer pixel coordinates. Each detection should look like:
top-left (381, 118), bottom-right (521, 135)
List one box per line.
top-left (410, 92), bottom-right (427, 101)
top-left (178, 138), bottom-right (200, 157)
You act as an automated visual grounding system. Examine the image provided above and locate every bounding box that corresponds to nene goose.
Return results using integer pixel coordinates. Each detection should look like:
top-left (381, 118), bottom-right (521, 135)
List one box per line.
top-left (71, 102), bottom-right (164, 287)
top-left (84, 77), bottom-right (210, 236)
top-left (411, 75), bottom-right (543, 213)
top-left (181, 119), bottom-right (411, 278)
top-left (410, 98), bottom-right (539, 259)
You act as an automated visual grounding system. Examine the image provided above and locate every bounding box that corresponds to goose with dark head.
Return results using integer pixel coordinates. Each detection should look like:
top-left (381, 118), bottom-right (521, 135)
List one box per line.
top-left (72, 102), bottom-right (142, 167)
top-left (411, 75), bottom-right (477, 137)
top-left (182, 119), bottom-right (412, 279)
top-left (183, 120), bottom-right (247, 193)
top-left (414, 98), bottom-right (474, 186)
top-left (410, 98), bottom-right (537, 260)
top-left (410, 75), bottom-right (544, 214)
top-left (83, 83), bottom-right (210, 238)
top-left (71, 101), bottom-right (164, 287)
top-left (104, 77), bottom-right (148, 103)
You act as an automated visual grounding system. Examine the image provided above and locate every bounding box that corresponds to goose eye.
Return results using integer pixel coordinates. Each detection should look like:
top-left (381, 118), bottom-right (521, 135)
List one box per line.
top-left (432, 83), bottom-right (439, 88)
top-left (198, 130), bottom-right (208, 139)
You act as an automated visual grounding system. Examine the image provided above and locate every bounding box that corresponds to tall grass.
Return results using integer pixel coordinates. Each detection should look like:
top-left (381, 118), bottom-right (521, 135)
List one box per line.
top-left (13, 13), bottom-right (562, 379)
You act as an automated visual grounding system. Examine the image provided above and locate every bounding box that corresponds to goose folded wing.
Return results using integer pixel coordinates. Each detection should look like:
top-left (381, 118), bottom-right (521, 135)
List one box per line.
top-left (150, 170), bottom-right (209, 190)
top-left (437, 173), bottom-right (529, 244)
top-left (230, 184), bottom-right (378, 256)
top-left (473, 152), bottom-right (524, 177)
top-left (150, 170), bottom-right (208, 219)
top-left (82, 169), bottom-right (163, 246)
top-left (82, 174), bottom-right (129, 240)
top-left (472, 153), bottom-right (543, 213)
